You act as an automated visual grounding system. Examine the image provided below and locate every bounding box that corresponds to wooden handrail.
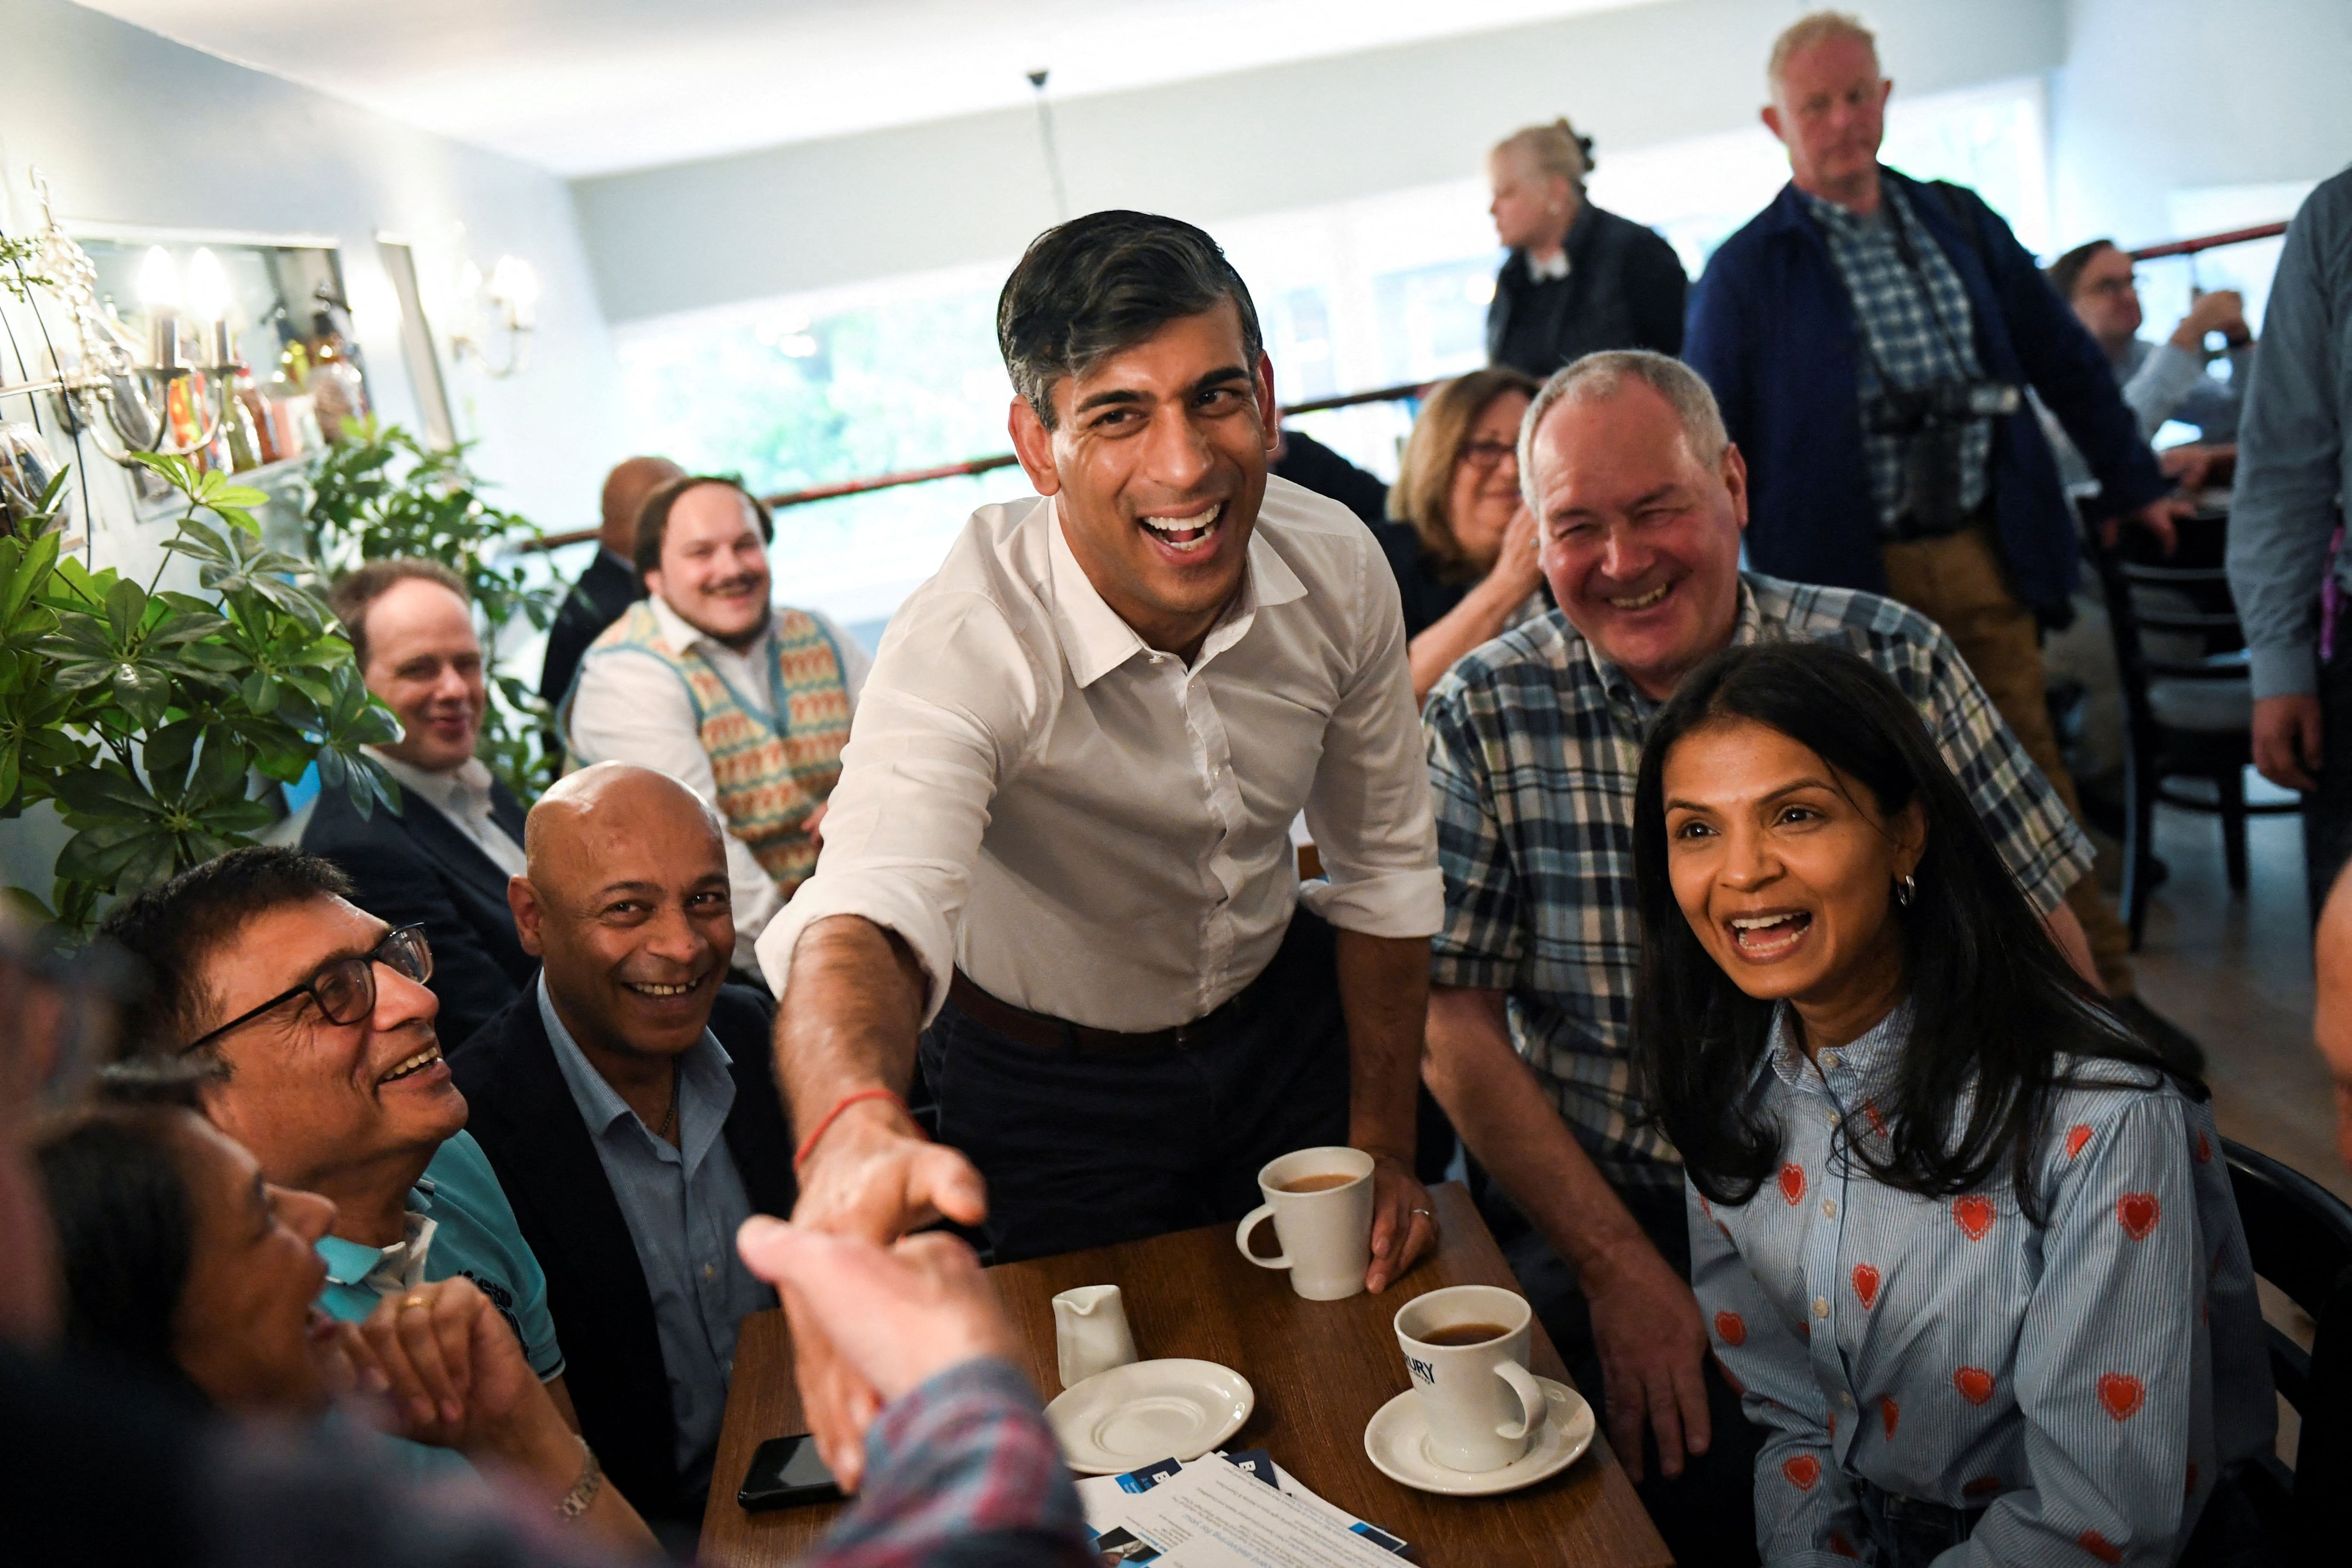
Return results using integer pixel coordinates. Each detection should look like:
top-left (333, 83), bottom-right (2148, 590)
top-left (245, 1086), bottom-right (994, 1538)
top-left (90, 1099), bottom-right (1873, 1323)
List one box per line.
top-left (2129, 221), bottom-right (2288, 261)
top-left (524, 378), bottom-right (1435, 550)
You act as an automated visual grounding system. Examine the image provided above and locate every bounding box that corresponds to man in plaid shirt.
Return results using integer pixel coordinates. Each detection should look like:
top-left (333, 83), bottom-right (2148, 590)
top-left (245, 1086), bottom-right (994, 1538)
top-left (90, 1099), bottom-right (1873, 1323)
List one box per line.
top-left (1421, 350), bottom-right (2101, 1565)
top-left (1684, 12), bottom-right (2191, 1054)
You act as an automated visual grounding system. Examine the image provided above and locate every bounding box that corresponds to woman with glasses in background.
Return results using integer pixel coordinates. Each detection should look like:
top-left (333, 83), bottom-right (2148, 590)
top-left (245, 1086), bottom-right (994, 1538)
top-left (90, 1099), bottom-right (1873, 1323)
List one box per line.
top-left (1375, 367), bottom-right (1551, 705)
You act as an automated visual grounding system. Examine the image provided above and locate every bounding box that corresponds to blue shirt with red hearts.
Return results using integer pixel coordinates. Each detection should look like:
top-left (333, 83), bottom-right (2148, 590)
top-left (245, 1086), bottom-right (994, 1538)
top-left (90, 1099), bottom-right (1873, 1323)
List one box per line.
top-left (1689, 1002), bottom-right (2273, 1564)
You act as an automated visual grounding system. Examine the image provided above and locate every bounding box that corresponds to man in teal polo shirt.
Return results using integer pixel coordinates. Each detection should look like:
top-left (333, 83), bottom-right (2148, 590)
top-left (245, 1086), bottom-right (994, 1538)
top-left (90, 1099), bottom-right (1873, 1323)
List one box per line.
top-left (99, 847), bottom-right (569, 1477)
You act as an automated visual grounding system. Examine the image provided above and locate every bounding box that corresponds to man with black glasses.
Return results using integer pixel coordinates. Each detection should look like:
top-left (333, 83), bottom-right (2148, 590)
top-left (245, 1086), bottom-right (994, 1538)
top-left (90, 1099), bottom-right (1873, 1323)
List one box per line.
top-left (99, 846), bottom-right (571, 1481)
top-left (1685, 10), bottom-right (2195, 1064)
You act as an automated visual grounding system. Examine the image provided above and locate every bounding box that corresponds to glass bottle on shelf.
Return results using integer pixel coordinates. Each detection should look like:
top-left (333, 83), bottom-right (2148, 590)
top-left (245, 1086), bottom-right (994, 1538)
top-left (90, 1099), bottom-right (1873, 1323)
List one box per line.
top-left (235, 363), bottom-right (278, 466)
top-left (220, 362), bottom-right (264, 472)
top-left (304, 312), bottom-right (367, 445)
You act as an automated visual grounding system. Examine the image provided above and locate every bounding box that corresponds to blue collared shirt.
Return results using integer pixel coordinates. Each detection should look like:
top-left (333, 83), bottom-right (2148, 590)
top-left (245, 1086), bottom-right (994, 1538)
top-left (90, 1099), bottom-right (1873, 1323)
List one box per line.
top-left (2225, 164), bottom-right (2352, 698)
top-left (314, 1129), bottom-right (564, 1481)
top-left (538, 975), bottom-right (776, 1495)
top-left (1690, 1003), bottom-right (2274, 1563)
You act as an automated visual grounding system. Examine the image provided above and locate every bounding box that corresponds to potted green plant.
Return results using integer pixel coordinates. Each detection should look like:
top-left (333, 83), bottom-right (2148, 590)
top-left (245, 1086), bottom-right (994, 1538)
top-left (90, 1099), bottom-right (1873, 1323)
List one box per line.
top-left (0, 456), bottom-right (396, 933)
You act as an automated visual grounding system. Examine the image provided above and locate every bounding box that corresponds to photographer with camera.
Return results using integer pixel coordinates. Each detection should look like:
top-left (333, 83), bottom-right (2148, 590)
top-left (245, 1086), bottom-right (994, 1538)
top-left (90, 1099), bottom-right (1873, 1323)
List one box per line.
top-left (1685, 12), bottom-right (2197, 1067)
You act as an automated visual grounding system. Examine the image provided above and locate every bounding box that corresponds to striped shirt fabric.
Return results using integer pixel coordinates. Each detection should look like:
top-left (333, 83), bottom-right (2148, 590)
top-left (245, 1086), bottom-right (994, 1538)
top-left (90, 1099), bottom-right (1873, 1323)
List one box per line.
top-left (1802, 181), bottom-right (1993, 532)
top-left (1422, 575), bottom-right (2096, 1190)
top-left (1690, 1003), bottom-right (2275, 1564)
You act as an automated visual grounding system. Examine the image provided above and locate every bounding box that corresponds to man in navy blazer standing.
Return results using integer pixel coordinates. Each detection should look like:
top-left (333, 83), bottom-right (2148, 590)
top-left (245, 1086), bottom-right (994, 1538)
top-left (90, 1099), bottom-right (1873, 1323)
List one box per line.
top-left (1684, 11), bottom-right (2193, 1060)
top-left (452, 762), bottom-right (796, 1547)
top-left (305, 559), bottom-right (534, 1047)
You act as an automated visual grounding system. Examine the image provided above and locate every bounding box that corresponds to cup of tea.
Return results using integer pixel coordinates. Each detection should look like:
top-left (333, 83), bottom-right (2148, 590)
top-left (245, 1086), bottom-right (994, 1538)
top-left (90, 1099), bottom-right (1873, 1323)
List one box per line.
top-left (1393, 1284), bottom-right (1548, 1472)
top-left (1233, 1146), bottom-right (1374, 1300)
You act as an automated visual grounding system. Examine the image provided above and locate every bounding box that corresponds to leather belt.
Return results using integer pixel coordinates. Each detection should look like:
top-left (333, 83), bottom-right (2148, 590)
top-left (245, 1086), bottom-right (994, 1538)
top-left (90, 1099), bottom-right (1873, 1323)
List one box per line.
top-left (946, 966), bottom-right (1271, 1057)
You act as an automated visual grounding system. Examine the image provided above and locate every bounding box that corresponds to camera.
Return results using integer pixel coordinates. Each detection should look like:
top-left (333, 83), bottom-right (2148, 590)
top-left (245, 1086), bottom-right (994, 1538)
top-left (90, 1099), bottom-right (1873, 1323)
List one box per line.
top-left (1870, 378), bottom-right (2022, 538)
top-left (1867, 378), bottom-right (2024, 435)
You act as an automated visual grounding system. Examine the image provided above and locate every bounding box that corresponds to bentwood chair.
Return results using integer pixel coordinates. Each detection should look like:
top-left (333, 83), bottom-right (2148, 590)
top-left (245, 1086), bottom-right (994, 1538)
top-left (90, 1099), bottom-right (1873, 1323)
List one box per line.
top-left (2222, 1137), bottom-right (2352, 1557)
top-left (2080, 505), bottom-right (2296, 946)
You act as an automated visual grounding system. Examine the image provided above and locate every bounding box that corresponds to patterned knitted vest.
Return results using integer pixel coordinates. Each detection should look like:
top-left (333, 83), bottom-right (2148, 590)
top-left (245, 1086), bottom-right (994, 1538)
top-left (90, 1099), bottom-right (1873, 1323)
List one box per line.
top-left (564, 601), bottom-right (850, 893)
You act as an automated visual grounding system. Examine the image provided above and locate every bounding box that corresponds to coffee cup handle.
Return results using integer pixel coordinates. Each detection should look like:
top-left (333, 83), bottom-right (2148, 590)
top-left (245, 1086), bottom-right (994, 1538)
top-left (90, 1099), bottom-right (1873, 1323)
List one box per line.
top-left (1234, 1205), bottom-right (1289, 1269)
top-left (1494, 1360), bottom-right (1547, 1441)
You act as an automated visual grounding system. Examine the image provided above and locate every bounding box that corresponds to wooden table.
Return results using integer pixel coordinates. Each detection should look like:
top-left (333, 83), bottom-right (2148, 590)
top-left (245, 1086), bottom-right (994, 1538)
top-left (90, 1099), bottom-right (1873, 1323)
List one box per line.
top-left (700, 1183), bottom-right (1670, 1567)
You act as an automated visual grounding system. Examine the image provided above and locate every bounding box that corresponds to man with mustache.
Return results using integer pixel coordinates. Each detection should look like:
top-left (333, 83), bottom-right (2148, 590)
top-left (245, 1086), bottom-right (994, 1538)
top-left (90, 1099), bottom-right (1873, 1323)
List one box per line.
top-left (564, 475), bottom-right (872, 974)
top-left (450, 762), bottom-right (796, 1545)
top-left (764, 211), bottom-right (1444, 1488)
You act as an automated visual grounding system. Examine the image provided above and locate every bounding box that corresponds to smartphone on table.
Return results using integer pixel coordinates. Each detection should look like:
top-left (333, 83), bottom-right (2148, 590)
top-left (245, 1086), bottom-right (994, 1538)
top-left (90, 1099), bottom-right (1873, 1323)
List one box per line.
top-left (738, 1433), bottom-right (844, 1510)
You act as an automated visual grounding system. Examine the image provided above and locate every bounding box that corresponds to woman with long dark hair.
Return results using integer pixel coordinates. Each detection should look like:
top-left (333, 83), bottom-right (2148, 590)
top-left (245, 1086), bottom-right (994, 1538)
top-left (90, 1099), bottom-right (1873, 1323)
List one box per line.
top-left (1630, 641), bottom-right (2272, 1566)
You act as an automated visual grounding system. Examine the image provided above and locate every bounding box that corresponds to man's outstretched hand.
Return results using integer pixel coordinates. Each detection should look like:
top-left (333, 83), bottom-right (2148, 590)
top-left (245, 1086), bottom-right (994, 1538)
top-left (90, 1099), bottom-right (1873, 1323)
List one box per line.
top-left (739, 1221), bottom-right (1017, 1406)
top-left (765, 1100), bottom-right (989, 1490)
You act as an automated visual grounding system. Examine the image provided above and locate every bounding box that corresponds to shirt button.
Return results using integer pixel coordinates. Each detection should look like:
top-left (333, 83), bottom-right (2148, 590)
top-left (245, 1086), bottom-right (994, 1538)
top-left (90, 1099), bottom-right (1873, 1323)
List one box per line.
top-left (1822, 1199), bottom-right (1837, 1219)
top-left (1826, 1109), bottom-right (1841, 1125)
top-left (1841, 1392), bottom-right (1853, 1408)
top-left (702, 1263), bottom-right (716, 1281)
top-left (1820, 1051), bottom-right (1840, 1070)
top-left (1812, 1296), bottom-right (1829, 1319)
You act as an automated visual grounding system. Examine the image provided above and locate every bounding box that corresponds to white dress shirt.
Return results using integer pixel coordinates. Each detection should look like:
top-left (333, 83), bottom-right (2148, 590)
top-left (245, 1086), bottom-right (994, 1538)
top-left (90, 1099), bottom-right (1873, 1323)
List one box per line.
top-left (362, 749), bottom-right (527, 878)
top-left (756, 477), bottom-right (1443, 1033)
top-left (566, 595), bottom-right (872, 972)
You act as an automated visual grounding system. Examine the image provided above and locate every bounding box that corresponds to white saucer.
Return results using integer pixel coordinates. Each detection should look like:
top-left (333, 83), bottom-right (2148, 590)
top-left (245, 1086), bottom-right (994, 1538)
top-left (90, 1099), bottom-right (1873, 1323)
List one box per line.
top-left (1363, 1376), bottom-right (1595, 1496)
top-left (1045, 1358), bottom-right (1255, 1474)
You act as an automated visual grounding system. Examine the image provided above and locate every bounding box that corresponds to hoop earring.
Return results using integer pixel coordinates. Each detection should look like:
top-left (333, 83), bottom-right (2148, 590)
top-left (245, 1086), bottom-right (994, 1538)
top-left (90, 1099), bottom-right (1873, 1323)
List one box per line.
top-left (1895, 874), bottom-right (1917, 908)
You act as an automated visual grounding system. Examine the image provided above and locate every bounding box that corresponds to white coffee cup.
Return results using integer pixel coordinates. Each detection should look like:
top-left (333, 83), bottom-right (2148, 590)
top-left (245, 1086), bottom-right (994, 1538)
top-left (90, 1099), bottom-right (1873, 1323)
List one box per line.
top-left (1233, 1146), bottom-right (1374, 1301)
top-left (1393, 1284), bottom-right (1548, 1472)
top-left (1051, 1284), bottom-right (1138, 1389)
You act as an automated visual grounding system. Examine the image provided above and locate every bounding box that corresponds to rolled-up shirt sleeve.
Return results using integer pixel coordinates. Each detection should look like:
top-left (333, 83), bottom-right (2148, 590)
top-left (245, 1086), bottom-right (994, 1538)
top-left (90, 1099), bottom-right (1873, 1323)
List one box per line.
top-left (1301, 538), bottom-right (1444, 939)
top-left (756, 590), bottom-right (1044, 1024)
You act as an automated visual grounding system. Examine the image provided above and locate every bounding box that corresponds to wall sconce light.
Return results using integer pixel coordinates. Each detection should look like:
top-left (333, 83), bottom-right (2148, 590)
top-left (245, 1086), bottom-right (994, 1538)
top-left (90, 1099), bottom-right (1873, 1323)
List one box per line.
top-left (449, 252), bottom-right (537, 379)
top-left (0, 170), bottom-right (243, 467)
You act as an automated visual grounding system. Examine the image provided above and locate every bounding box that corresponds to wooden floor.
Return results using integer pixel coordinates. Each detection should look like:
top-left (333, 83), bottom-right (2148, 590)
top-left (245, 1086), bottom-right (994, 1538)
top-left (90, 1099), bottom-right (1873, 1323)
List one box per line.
top-left (2118, 775), bottom-right (2348, 1202)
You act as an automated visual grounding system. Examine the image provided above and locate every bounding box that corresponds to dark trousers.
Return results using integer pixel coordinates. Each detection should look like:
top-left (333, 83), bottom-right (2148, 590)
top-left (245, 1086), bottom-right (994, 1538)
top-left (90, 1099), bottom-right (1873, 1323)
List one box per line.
top-left (1488, 1182), bottom-right (1764, 1568)
top-left (918, 911), bottom-right (1352, 1264)
top-left (2305, 635), bottom-right (2352, 921)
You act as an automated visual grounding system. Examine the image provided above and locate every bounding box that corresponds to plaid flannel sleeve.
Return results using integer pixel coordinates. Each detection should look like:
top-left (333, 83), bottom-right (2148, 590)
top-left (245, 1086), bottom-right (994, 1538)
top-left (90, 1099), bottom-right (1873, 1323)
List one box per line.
top-left (1915, 623), bottom-right (2097, 914)
top-left (802, 1358), bottom-right (1095, 1568)
top-left (1423, 680), bottom-right (1524, 991)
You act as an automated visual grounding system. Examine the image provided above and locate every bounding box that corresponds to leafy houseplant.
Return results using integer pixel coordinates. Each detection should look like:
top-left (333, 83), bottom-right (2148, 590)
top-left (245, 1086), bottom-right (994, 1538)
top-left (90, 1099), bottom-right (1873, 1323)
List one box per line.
top-left (303, 420), bottom-right (558, 798)
top-left (0, 455), bottom-right (396, 934)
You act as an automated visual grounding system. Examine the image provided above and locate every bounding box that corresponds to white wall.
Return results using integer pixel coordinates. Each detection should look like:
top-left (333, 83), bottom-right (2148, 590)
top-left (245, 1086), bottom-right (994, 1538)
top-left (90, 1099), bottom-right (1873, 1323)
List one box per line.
top-left (0, 0), bottom-right (627, 569)
top-left (2050, 0), bottom-right (2352, 250)
top-left (572, 0), bottom-right (2065, 325)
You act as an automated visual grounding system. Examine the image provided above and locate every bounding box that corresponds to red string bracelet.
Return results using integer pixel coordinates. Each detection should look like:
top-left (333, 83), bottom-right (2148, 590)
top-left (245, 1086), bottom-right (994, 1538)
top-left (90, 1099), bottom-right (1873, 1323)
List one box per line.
top-left (794, 1087), bottom-right (919, 1172)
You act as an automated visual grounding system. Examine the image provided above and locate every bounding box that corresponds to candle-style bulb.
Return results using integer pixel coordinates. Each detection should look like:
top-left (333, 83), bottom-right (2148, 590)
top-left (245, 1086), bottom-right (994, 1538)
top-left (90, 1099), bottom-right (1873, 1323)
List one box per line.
top-left (136, 246), bottom-right (182, 310)
top-left (186, 247), bottom-right (230, 325)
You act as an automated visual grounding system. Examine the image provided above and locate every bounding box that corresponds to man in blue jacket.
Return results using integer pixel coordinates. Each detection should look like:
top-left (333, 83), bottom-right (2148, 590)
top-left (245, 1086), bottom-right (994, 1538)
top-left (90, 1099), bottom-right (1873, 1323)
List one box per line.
top-left (1685, 11), bottom-right (2189, 1056)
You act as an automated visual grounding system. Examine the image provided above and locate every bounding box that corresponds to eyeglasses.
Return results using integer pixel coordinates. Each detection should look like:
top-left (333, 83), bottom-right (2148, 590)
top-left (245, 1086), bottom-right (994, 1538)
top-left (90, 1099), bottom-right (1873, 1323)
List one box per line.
top-left (178, 925), bottom-right (433, 1056)
top-left (1459, 438), bottom-right (1519, 473)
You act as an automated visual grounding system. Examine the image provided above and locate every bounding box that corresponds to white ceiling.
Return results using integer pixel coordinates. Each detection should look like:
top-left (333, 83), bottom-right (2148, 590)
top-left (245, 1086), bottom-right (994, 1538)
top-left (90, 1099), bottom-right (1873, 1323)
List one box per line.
top-left (74, 0), bottom-right (1657, 177)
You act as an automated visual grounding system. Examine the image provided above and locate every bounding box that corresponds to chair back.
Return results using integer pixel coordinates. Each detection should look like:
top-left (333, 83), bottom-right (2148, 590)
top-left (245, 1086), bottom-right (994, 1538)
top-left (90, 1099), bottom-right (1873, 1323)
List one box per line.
top-left (2222, 1138), bottom-right (2352, 1553)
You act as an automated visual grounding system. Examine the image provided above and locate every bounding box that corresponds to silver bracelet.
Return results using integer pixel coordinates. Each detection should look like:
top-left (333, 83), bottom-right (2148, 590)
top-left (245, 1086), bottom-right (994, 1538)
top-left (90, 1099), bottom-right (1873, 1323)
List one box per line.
top-left (554, 1439), bottom-right (603, 1521)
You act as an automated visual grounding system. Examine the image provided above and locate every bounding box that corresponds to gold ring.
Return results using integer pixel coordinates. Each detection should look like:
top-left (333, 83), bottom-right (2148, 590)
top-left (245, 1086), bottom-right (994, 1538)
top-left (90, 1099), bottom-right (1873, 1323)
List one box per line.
top-left (400, 1294), bottom-right (429, 1311)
